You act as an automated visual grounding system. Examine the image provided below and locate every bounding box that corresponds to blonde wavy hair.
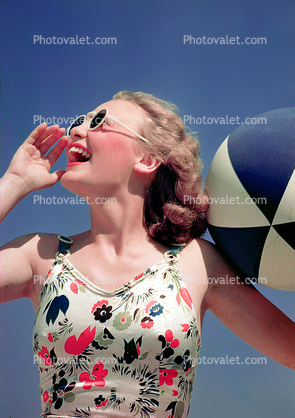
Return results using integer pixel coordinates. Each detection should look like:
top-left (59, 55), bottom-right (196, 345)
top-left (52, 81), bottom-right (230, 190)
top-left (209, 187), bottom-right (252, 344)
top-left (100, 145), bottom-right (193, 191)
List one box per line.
top-left (112, 91), bottom-right (208, 245)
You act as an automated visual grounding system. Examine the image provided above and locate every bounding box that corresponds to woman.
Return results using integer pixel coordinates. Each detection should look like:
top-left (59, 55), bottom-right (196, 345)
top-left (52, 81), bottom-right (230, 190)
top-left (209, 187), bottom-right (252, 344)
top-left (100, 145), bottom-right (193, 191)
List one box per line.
top-left (0, 91), bottom-right (294, 418)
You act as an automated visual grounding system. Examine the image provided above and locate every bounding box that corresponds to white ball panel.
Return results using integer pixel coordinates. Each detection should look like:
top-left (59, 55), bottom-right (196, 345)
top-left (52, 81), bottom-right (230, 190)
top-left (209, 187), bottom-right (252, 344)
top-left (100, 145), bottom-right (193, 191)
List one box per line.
top-left (259, 227), bottom-right (295, 290)
top-left (206, 136), bottom-right (269, 228)
top-left (272, 168), bottom-right (295, 225)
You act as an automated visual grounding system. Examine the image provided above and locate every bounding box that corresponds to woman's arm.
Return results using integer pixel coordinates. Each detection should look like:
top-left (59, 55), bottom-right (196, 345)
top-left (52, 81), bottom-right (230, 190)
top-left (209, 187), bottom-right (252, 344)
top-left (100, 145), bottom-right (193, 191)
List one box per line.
top-left (0, 124), bottom-right (68, 304)
top-left (201, 242), bottom-right (295, 369)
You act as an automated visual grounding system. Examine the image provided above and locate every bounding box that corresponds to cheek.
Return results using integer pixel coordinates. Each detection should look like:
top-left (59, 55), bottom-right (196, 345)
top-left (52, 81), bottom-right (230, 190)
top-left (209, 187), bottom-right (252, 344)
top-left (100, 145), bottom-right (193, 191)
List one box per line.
top-left (92, 139), bottom-right (138, 167)
top-left (92, 157), bottom-right (135, 179)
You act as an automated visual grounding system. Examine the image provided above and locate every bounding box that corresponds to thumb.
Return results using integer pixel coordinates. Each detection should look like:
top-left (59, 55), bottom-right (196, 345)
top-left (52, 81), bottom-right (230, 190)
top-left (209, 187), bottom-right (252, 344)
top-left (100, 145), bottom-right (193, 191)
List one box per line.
top-left (50, 170), bottom-right (66, 185)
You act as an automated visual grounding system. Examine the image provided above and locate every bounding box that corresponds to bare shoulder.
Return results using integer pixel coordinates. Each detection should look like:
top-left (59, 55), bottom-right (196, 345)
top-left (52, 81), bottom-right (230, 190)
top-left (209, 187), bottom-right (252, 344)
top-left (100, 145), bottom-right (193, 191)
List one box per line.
top-left (181, 237), bottom-right (242, 307)
top-left (176, 238), bottom-right (232, 329)
top-left (182, 237), bottom-right (234, 278)
top-left (1, 232), bottom-right (59, 263)
top-left (0, 232), bottom-right (60, 307)
top-left (29, 233), bottom-right (61, 305)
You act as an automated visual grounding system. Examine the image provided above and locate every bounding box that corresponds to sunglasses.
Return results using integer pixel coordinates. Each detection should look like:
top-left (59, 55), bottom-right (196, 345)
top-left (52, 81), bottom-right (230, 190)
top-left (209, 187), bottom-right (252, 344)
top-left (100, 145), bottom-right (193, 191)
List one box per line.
top-left (67, 108), bottom-right (149, 143)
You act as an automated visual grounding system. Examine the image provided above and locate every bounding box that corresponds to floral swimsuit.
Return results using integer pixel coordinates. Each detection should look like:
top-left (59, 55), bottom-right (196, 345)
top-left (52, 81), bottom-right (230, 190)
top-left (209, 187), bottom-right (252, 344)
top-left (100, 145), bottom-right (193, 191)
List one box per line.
top-left (32, 236), bottom-right (201, 418)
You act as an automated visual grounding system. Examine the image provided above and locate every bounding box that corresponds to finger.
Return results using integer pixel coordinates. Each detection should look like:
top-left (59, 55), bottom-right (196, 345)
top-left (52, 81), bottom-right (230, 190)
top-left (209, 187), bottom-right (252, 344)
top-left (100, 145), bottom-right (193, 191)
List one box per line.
top-left (24, 124), bottom-right (63, 147)
top-left (38, 128), bottom-right (66, 155)
top-left (46, 136), bottom-right (69, 166)
top-left (24, 123), bottom-right (48, 145)
top-left (40, 170), bottom-right (67, 189)
top-left (50, 170), bottom-right (67, 185)
top-left (35, 126), bottom-right (66, 150)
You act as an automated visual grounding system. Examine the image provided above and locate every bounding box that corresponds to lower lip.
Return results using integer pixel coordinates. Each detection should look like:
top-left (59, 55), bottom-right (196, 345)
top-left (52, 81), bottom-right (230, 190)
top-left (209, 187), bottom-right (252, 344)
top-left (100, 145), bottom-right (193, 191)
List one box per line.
top-left (66, 162), bottom-right (87, 168)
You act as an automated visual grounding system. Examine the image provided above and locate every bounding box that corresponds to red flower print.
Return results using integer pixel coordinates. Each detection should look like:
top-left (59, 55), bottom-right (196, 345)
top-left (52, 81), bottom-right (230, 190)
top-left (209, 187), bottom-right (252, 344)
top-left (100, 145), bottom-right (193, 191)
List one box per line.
top-left (79, 363), bottom-right (108, 390)
top-left (94, 394), bottom-right (108, 407)
top-left (181, 324), bottom-right (190, 332)
top-left (156, 329), bottom-right (180, 361)
top-left (92, 299), bottom-right (109, 313)
top-left (48, 333), bottom-right (53, 342)
top-left (70, 278), bottom-right (86, 294)
top-left (64, 326), bottom-right (95, 355)
top-left (43, 391), bottom-right (49, 402)
top-left (165, 329), bottom-right (179, 349)
top-left (70, 282), bottom-right (79, 294)
top-left (145, 300), bottom-right (157, 313)
top-left (134, 272), bottom-right (144, 280)
top-left (75, 278), bottom-right (86, 285)
top-left (176, 287), bottom-right (192, 309)
top-left (38, 346), bottom-right (53, 366)
top-left (159, 369), bottom-right (178, 386)
top-left (141, 316), bottom-right (154, 329)
top-left (92, 299), bottom-right (113, 323)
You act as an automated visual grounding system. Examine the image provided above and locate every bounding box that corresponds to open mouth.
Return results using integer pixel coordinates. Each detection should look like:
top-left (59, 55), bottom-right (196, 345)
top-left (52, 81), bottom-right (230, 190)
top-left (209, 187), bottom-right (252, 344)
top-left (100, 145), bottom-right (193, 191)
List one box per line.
top-left (67, 143), bottom-right (92, 165)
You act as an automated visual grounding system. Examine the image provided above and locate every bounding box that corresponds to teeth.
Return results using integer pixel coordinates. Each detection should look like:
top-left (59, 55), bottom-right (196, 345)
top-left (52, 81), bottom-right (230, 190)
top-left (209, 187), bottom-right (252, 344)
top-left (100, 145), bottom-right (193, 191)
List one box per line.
top-left (69, 146), bottom-right (91, 159)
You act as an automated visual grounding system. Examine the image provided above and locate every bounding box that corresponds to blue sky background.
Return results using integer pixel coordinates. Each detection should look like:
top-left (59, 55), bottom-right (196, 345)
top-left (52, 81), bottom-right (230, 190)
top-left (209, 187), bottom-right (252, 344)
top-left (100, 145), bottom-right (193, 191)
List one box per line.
top-left (0, 0), bottom-right (294, 417)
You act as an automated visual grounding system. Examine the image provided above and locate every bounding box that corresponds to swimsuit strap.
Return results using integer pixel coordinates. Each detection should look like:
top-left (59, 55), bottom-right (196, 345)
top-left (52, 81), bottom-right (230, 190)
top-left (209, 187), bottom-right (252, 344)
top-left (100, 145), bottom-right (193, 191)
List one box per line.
top-left (164, 242), bottom-right (186, 264)
top-left (56, 234), bottom-right (73, 256)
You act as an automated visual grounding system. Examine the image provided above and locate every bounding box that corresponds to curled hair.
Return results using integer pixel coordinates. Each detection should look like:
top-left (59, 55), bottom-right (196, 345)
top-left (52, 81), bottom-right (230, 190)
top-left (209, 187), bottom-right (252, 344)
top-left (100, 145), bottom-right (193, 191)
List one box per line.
top-left (112, 91), bottom-right (208, 245)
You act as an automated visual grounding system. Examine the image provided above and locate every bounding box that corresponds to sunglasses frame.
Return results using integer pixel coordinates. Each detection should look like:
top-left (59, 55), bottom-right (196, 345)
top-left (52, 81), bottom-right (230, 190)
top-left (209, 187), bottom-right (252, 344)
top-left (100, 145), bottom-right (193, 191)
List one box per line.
top-left (67, 108), bottom-right (149, 143)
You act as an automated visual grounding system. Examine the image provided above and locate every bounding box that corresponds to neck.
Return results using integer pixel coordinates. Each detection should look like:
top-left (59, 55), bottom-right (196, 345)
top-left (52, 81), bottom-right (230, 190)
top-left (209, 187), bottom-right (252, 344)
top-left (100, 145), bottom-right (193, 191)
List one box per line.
top-left (83, 190), bottom-right (149, 255)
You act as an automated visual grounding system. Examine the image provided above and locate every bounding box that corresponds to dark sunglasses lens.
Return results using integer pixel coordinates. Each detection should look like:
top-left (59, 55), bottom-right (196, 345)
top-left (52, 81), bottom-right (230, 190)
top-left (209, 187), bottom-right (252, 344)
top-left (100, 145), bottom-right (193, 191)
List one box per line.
top-left (69, 116), bottom-right (85, 134)
top-left (89, 109), bottom-right (107, 129)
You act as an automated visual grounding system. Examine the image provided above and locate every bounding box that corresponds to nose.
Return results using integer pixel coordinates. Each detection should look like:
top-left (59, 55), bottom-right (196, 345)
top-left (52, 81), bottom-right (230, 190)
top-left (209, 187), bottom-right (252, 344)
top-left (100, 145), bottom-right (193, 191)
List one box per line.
top-left (68, 117), bottom-right (88, 139)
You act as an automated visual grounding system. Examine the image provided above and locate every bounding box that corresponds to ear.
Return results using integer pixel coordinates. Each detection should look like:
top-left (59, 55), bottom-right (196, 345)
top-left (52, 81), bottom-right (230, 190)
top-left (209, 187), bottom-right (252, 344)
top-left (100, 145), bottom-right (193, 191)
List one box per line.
top-left (133, 153), bottom-right (161, 174)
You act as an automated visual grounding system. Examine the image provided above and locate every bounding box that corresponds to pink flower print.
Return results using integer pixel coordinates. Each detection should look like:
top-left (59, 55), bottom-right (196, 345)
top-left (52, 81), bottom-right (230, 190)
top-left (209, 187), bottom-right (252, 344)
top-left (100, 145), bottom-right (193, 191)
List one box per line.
top-left (43, 391), bottom-right (49, 402)
top-left (79, 363), bottom-right (108, 390)
top-left (176, 287), bottom-right (192, 309)
top-left (70, 278), bottom-right (86, 294)
top-left (134, 272), bottom-right (144, 280)
top-left (64, 326), bottom-right (95, 355)
top-left (92, 299), bottom-right (112, 323)
top-left (156, 329), bottom-right (179, 361)
top-left (38, 346), bottom-right (53, 366)
top-left (181, 324), bottom-right (190, 333)
top-left (159, 369), bottom-right (178, 386)
top-left (75, 278), bottom-right (86, 285)
top-left (165, 329), bottom-right (179, 349)
top-left (94, 394), bottom-right (108, 408)
top-left (70, 282), bottom-right (79, 294)
top-left (141, 316), bottom-right (154, 329)
top-left (92, 299), bottom-right (108, 313)
top-left (145, 300), bottom-right (157, 313)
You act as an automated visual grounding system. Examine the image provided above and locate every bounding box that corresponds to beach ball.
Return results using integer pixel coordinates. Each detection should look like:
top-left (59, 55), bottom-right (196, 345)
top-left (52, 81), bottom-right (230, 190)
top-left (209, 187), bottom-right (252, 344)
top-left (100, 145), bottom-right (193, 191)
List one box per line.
top-left (205, 108), bottom-right (295, 290)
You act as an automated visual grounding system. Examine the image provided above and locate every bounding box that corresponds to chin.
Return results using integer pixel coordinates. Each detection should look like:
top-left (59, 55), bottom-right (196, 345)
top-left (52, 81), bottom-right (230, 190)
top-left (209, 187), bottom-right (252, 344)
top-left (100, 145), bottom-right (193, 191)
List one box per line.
top-left (60, 172), bottom-right (108, 203)
top-left (60, 171), bottom-right (88, 198)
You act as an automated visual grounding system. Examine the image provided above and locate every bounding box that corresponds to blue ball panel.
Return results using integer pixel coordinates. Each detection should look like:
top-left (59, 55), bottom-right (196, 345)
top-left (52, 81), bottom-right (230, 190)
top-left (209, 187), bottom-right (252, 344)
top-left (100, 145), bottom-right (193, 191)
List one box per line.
top-left (228, 108), bottom-right (295, 224)
top-left (208, 225), bottom-right (271, 279)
